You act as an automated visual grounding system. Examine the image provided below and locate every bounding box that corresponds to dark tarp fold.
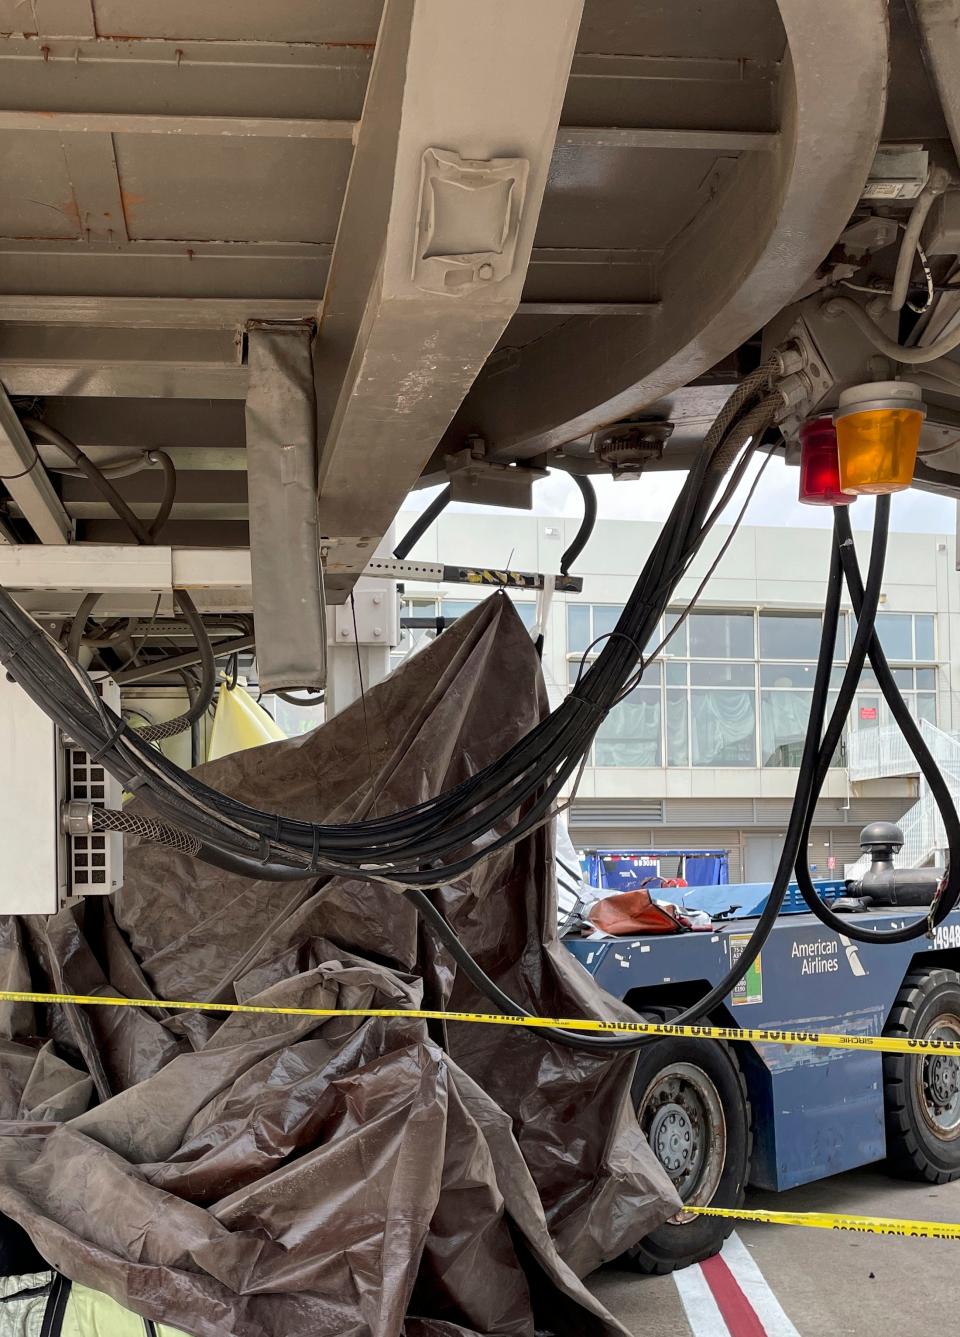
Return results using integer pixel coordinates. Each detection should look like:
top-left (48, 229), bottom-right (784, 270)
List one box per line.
top-left (0, 596), bottom-right (678, 1335)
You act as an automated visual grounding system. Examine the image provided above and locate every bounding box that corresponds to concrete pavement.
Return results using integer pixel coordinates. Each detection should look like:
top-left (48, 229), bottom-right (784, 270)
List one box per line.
top-left (590, 1168), bottom-right (960, 1335)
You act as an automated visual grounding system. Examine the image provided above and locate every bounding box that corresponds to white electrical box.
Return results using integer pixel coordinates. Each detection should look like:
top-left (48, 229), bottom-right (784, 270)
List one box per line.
top-left (0, 672), bottom-right (123, 914)
top-left (0, 672), bottom-right (64, 913)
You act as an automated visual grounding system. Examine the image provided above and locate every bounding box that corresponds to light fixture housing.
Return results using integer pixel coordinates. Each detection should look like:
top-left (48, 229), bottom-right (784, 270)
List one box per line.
top-left (833, 381), bottom-right (925, 495)
top-left (798, 416), bottom-right (856, 506)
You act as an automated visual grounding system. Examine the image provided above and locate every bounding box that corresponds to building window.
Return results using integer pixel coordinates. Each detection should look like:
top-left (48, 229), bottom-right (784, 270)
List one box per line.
top-left (564, 603), bottom-right (937, 770)
top-left (760, 690), bottom-right (812, 767)
top-left (759, 612), bottom-right (821, 661)
top-left (853, 613), bottom-right (937, 730)
top-left (688, 611), bottom-right (754, 659)
top-left (915, 614), bottom-right (936, 661)
top-left (691, 686), bottom-right (757, 766)
top-left (595, 670), bottom-right (663, 767)
top-left (390, 596), bottom-right (439, 675)
top-left (566, 603), bottom-right (662, 666)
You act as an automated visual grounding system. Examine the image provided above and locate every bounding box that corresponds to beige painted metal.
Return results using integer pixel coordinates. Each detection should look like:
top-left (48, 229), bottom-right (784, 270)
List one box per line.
top-left (313, 0), bottom-right (584, 580)
top-left (0, 361), bottom-right (248, 399)
top-left (556, 127), bottom-right (778, 152)
top-left (443, 0), bottom-right (891, 462)
top-left (0, 385), bottom-right (73, 544)
top-left (0, 110), bottom-right (358, 139)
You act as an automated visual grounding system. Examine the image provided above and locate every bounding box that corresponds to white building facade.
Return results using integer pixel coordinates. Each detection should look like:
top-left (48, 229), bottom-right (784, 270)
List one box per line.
top-left (395, 510), bottom-right (960, 881)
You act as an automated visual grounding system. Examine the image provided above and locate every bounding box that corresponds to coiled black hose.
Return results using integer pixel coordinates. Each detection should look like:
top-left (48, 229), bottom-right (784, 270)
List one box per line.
top-left (0, 386), bottom-right (786, 895)
top-left (793, 502), bottom-right (960, 942)
top-left (400, 525), bottom-right (848, 1052)
top-left (26, 419), bottom-right (213, 740)
top-left (393, 485), bottom-right (451, 560)
top-left (0, 385), bottom-right (898, 1050)
top-left (23, 418), bottom-right (154, 547)
top-left (560, 474), bottom-right (597, 576)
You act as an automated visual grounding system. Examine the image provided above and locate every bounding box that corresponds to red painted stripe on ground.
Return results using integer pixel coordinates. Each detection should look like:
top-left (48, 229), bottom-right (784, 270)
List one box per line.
top-left (701, 1252), bottom-right (768, 1337)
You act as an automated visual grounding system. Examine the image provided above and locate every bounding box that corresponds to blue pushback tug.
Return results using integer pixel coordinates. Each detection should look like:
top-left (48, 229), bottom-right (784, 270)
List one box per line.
top-left (562, 825), bottom-right (960, 1274)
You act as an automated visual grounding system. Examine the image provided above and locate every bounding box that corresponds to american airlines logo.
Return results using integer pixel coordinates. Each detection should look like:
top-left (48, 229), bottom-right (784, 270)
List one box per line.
top-left (839, 935), bottom-right (868, 978)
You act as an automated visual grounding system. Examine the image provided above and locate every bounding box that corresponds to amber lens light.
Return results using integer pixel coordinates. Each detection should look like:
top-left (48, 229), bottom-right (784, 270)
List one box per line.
top-left (834, 407), bottom-right (924, 495)
top-left (834, 382), bottom-right (925, 496)
top-left (798, 417), bottom-right (854, 506)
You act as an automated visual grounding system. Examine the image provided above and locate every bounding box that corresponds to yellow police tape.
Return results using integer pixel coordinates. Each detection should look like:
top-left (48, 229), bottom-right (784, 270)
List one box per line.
top-left (3, 990), bottom-right (960, 1241)
top-left (2, 988), bottom-right (960, 1057)
top-left (688, 1206), bottom-right (960, 1240)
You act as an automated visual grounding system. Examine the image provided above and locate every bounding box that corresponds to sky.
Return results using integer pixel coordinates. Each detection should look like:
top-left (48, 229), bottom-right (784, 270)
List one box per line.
top-left (401, 455), bottom-right (958, 536)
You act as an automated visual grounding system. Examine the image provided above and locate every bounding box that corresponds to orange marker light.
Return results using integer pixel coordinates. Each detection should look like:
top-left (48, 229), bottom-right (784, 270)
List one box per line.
top-left (834, 381), bottom-right (925, 495)
top-left (798, 417), bottom-right (856, 507)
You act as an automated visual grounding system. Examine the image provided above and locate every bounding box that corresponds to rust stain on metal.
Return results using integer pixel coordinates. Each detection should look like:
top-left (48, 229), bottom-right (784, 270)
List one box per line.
top-left (59, 192), bottom-right (82, 231)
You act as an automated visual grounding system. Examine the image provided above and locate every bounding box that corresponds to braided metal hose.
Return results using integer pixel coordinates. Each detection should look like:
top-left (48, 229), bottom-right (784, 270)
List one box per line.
top-left (92, 806), bottom-right (201, 856)
top-left (701, 354), bottom-right (780, 457)
top-left (134, 589), bottom-right (216, 743)
top-left (135, 713), bottom-right (199, 743)
top-left (708, 391), bottom-right (787, 475)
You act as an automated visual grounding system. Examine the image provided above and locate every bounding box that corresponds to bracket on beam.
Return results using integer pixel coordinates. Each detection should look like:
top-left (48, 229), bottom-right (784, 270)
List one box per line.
top-left (0, 384), bottom-right (73, 545)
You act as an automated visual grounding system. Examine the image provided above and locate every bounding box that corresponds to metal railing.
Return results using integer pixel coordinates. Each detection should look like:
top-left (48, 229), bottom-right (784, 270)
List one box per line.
top-left (846, 719), bottom-right (960, 781)
top-left (844, 721), bottom-right (960, 877)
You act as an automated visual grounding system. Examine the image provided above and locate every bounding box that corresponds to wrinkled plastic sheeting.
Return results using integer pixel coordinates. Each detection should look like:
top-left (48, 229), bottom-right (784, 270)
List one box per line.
top-left (206, 680), bottom-right (286, 762)
top-left (0, 596), bottom-right (680, 1335)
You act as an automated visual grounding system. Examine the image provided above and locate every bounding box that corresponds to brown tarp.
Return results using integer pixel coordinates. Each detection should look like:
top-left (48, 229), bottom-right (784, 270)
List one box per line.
top-left (0, 596), bottom-right (680, 1335)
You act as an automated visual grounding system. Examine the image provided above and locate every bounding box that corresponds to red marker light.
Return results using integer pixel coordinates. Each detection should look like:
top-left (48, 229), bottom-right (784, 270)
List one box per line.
top-left (798, 417), bottom-right (856, 507)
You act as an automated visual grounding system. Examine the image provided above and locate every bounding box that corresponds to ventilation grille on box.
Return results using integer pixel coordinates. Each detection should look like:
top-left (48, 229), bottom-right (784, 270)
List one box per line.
top-left (62, 675), bottom-right (122, 896)
top-left (68, 748), bottom-right (110, 888)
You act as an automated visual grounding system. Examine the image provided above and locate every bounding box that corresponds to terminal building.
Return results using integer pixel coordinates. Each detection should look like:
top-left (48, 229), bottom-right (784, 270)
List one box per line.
top-left (395, 508), bottom-right (960, 881)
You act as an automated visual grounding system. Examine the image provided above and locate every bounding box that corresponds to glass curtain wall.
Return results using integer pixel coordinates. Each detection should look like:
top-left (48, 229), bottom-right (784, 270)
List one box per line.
top-left (566, 605), bottom-right (937, 769)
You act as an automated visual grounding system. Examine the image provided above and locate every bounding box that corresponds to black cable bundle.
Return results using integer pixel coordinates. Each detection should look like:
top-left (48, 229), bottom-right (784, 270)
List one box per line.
top-left (0, 372), bottom-right (784, 893)
top-left (5, 371), bottom-right (958, 1048)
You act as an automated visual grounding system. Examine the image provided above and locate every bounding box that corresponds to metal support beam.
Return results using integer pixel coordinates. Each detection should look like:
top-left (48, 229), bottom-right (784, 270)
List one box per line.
top-left (556, 127), bottom-right (778, 152)
top-left (0, 111), bottom-right (777, 154)
top-left (245, 323), bottom-right (327, 692)
top-left (0, 385), bottom-right (73, 545)
top-left (313, 0), bottom-right (584, 579)
top-left (0, 295), bottom-right (660, 330)
top-left (0, 362), bottom-right (248, 399)
top-left (0, 544), bottom-right (578, 605)
top-left (0, 111), bottom-right (357, 140)
top-left (0, 239), bottom-right (654, 308)
top-left (59, 132), bottom-right (128, 242)
top-left (0, 297), bottom-right (320, 328)
top-left (115, 636), bottom-right (255, 686)
top-left (514, 302), bottom-right (660, 317)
